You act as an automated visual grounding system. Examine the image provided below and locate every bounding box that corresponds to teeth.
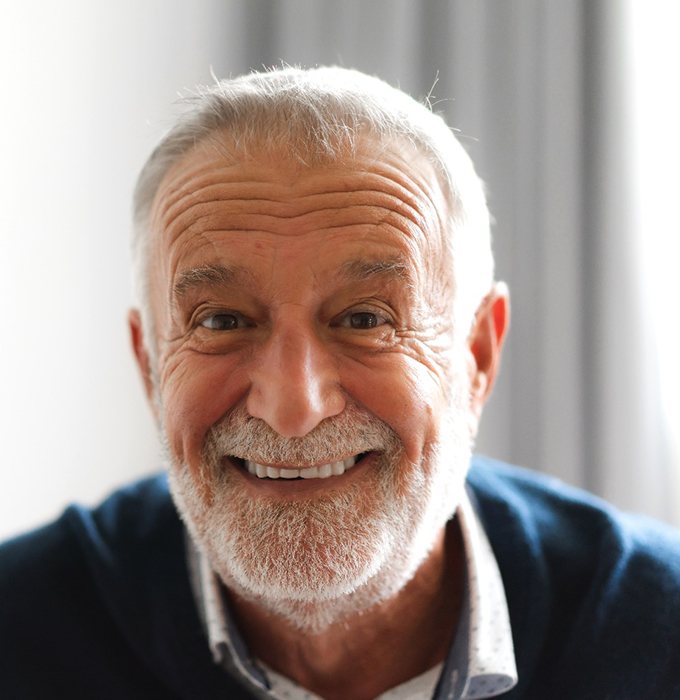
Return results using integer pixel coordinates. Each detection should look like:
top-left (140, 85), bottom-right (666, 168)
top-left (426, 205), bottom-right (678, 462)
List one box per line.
top-left (244, 455), bottom-right (359, 480)
top-left (300, 466), bottom-right (319, 479)
top-left (331, 461), bottom-right (344, 476)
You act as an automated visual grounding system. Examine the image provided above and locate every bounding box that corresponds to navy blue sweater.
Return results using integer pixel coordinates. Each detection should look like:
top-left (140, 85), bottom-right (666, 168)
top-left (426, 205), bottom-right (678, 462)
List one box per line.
top-left (2, 458), bottom-right (680, 699)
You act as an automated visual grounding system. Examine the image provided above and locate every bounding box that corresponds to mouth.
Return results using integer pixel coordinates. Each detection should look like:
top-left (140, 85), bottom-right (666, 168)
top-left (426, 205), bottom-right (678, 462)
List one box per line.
top-left (230, 452), bottom-right (370, 480)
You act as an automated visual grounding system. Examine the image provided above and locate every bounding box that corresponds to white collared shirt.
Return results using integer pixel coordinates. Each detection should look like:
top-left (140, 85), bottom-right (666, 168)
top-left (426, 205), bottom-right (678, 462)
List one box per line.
top-left (188, 489), bottom-right (518, 699)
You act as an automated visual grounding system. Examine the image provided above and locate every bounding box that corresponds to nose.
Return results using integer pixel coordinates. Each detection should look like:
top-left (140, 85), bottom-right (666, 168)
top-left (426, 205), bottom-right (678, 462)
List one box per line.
top-left (246, 316), bottom-right (346, 437)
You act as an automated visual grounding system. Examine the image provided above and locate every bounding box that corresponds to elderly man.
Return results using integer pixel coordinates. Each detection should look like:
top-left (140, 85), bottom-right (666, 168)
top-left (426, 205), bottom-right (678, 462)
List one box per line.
top-left (2, 67), bottom-right (680, 700)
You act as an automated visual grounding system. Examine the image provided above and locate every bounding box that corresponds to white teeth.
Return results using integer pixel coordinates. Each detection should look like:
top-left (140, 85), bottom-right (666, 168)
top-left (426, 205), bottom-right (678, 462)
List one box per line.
top-left (243, 455), bottom-right (362, 480)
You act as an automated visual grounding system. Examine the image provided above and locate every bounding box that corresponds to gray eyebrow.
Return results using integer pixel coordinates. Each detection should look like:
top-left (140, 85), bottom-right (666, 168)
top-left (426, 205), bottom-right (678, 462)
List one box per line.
top-left (340, 257), bottom-right (414, 284)
top-left (172, 263), bottom-right (251, 299)
top-left (172, 257), bottom-right (413, 301)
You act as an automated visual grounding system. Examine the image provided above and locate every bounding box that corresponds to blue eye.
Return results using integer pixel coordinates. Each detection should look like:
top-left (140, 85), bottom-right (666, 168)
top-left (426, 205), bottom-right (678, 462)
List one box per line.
top-left (200, 313), bottom-right (243, 331)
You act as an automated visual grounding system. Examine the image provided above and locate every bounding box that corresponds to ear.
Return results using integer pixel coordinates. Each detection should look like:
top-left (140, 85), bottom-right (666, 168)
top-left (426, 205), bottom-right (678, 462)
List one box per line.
top-left (128, 309), bottom-right (158, 417)
top-left (466, 282), bottom-right (510, 433)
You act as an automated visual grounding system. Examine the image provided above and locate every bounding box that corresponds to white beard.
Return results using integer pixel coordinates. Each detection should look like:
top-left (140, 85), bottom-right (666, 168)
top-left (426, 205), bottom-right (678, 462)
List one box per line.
top-left (164, 389), bottom-right (472, 634)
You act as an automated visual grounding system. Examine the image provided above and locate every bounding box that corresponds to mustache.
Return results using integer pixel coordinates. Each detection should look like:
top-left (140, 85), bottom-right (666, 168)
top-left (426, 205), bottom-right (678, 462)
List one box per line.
top-left (204, 403), bottom-right (401, 467)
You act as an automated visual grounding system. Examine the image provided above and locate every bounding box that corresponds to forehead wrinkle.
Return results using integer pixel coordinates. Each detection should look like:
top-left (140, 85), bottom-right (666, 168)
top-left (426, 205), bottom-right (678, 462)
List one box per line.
top-left (161, 182), bottom-right (427, 218)
top-left (357, 156), bottom-right (444, 219)
top-left (364, 151), bottom-right (450, 254)
top-left (152, 150), bottom-right (448, 287)
top-left (157, 191), bottom-right (429, 255)
top-left (163, 205), bottom-right (427, 253)
top-left (161, 151), bottom-right (430, 199)
top-left (158, 183), bottom-right (430, 243)
top-left (155, 154), bottom-right (437, 226)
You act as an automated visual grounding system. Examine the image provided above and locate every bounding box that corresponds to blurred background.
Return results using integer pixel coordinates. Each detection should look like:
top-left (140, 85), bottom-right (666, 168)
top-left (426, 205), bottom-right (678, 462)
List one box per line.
top-left (1, 0), bottom-right (678, 539)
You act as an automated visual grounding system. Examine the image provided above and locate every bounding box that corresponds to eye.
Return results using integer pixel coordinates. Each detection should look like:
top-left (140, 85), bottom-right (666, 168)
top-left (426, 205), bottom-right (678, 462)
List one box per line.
top-left (349, 312), bottom-right (381, 329)
top-left (199, 312), bottom-right (248, 331)
top-left (334, 308), bottom-right (391, 330)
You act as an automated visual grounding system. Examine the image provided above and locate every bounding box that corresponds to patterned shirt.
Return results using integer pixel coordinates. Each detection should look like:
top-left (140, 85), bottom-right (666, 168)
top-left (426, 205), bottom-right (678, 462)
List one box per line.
top-left (187, 489), bottom-right (518, 699)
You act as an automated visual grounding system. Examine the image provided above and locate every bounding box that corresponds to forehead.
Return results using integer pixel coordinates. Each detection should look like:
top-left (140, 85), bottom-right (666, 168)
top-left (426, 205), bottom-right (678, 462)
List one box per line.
top-left (148, 137), bottom-right (450, 293)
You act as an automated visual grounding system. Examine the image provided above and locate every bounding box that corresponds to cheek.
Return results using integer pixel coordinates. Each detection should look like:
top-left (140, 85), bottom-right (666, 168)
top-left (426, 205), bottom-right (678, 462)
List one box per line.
top-left (340, 354), bottom-right (451, 464)
top-left (159, 353), bottom-right (249, 466)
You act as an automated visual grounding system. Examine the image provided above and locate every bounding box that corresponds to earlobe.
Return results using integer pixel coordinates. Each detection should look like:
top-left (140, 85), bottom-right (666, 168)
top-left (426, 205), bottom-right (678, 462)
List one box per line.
top-left (467, 282), bottom-right (510, 424)
top-left (128, 309), bottom-right (157, 412)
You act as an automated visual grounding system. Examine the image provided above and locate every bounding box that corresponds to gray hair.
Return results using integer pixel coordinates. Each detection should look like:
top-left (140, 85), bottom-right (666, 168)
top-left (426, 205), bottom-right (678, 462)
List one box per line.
top-left (132, 66), bottom-right (493, 344)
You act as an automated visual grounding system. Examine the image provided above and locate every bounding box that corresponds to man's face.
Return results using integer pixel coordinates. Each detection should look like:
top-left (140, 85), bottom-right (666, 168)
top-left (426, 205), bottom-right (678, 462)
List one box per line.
top-left (138, 138), bottom-right (483, 630)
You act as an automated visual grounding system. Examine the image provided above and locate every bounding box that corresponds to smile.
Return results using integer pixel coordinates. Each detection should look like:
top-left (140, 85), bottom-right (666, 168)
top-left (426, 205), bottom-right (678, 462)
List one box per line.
top-left (243, 454), bottom-right (361, 480)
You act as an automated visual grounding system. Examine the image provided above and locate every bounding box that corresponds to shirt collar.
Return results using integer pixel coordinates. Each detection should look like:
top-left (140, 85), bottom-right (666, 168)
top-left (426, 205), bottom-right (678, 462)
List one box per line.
top-left (187, 488), bottom-right (518, 699)
top-left (439, 489), bottom-right (518, 699)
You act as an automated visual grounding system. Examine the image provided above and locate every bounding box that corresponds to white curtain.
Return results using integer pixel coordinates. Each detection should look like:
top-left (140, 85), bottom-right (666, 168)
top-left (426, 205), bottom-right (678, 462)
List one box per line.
top-left (1, 0), bottom-right (677, 539)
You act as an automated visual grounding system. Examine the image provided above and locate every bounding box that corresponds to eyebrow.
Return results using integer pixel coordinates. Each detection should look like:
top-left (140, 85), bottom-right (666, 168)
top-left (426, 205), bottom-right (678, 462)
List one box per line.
top-left (340, 257), bottom-right (414, 285)
top-left (172, 263), bottom-right (252, 299)
top-left (172, 256), bottom-right (414, 301)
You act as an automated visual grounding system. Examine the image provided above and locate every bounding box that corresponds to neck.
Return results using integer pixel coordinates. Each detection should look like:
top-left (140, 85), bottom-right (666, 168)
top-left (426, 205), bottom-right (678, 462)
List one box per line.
top-left (227, 521), bottom-right (464, 700)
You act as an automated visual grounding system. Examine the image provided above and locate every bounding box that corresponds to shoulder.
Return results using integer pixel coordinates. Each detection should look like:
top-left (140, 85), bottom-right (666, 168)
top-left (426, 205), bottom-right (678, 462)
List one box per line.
top-left (0, 473), bottom-right (177, 591)
top-left (467, 456), bottom-right (680, 699)
top-left (0, 473), bottom-right (172, 584)
top-left (467, 455), bottom-right (680, 573)
top-left (0, 474), bottom-right (198, 698)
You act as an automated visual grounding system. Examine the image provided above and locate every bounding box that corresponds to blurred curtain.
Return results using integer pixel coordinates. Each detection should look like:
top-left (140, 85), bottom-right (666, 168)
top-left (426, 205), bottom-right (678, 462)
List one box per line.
top-left (216, 0), bottom-right (678, 523)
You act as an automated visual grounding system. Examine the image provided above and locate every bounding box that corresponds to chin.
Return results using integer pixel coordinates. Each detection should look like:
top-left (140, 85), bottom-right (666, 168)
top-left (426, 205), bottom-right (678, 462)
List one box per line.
top-left (163, 401), bottom-right (471, 633)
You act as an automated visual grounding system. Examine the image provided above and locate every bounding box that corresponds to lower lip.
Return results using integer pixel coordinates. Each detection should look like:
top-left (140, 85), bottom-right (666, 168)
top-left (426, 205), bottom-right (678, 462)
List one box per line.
top-left (225, 452), bottom-right (377, 498)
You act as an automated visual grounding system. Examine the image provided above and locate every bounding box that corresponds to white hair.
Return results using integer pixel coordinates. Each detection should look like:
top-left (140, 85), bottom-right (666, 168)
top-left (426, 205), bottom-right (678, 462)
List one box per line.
top-left (132, 66), bottom-right (494, 344)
